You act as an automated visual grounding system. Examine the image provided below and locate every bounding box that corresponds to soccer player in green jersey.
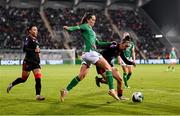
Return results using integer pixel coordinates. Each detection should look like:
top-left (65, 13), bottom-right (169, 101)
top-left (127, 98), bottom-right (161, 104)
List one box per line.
top-left (167, 47), bottom-right (177, 72)
top-left (118, 32), bottom-right (136, 88)
top-left (60, 13), bottom-right (119, 102)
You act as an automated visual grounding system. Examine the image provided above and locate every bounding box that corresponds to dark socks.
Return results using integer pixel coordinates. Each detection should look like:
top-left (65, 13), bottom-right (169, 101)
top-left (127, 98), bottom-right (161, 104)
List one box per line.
top-left (35, 78), bottom-right (41, 95)
top-left (12, 77), bottom-right (26, 86)
top-left (123, 73), bottom-right (128, 87)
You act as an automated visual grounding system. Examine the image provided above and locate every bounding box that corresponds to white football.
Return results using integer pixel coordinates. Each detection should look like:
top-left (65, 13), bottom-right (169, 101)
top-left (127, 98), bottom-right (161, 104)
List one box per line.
top-left (132, 92), bottom-right (144, 102)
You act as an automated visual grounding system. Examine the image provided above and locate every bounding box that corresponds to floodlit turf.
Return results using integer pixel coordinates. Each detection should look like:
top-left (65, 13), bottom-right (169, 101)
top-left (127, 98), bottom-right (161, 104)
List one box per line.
top-left (0, 64), bottom-right (180, 115)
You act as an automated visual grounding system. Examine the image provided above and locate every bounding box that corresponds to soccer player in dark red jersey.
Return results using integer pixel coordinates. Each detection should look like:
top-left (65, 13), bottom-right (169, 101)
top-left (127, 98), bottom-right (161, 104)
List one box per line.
top-left (7, 25), bottom-right (45, 101)
top-left (95, 36), bottom-right (135, 100)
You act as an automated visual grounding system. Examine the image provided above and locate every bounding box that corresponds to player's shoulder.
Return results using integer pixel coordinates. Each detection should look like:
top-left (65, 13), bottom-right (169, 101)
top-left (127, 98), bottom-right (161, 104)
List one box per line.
top-left (24, 36), bottom-right (30, 41)
top-left (23, 36), bottom-right (31, 45)
top-left (79, 23), bottom-right (90, 30)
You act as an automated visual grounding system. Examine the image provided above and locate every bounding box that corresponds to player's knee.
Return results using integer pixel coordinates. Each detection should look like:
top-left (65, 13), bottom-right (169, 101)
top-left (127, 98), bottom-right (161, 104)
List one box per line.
top-left (114, 68), bottom-right (118, 72)
top-left (21, 76), bottom-right (28, 82)
top-left (78, 75), bottom-right (85, 81)
top-left (35, 73), bottom-right (42, 79)
top-left (116, 77), bottom-right (122, 83)
top-left (78, 73), bottom-right (85, 81)
top-left (105, 66), bottom-right (112, 71)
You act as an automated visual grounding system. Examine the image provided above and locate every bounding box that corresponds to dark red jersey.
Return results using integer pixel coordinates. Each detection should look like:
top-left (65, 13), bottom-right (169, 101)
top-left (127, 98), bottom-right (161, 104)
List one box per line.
top-left (100, 43), bottom-right (134, 66)
top-left (23, 36), bottom-right (40, 64)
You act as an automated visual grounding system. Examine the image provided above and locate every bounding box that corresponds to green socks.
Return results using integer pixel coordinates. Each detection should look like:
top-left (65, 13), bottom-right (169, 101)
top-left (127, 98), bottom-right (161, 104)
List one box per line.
top-left (106, 71), bottom-right (114, 90)
top-left (123, 73), bottom-right (128, 87)
top-left (66, 76), bottom-right (80, 91)
top-left (167, 66), bottom-right (175, 72)
top-left (123, 73), bottom-right (132, 87)
top-left (66, 71), bottom-right (115, 91)
top-left (126, 73), bottom-right (132, 81)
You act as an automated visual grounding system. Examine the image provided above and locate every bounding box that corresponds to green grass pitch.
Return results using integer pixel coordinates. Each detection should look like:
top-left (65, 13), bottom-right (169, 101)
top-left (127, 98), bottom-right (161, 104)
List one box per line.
top-left (0, 64), bottom-right (180, 115)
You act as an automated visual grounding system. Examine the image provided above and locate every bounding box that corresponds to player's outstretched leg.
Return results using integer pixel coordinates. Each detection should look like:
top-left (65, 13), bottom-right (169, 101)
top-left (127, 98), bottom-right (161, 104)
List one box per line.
top-left (60, 76), bottom-right (80, 102)
top-left (108, 89), bottom-right (120, 100)
top-left (60, 89), bottom-right (68, 102)
top-left (35, 78), bottom-right (45, 101)
top-left (95, 76), bottom-right (108, 87)
top-left (106, 71), bottom-right (119, 100)
top-left (7, 77), bottom-right (26, 93)
top-left (7, 83), bottom-right (13, 93)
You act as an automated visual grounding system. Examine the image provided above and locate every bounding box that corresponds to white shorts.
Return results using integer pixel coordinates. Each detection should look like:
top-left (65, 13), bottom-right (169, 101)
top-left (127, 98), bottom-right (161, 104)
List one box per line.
top-left (81, 51), bottom-right (102, 67)
top-left (170, 59), bottom-right (177, 63)
top-left (121, 57), bottom-right (133, 67)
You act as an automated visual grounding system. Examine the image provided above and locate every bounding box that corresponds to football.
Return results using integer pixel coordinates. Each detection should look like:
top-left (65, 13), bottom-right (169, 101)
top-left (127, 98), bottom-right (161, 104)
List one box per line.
top-left (132, 92), bottom-right (144, 102)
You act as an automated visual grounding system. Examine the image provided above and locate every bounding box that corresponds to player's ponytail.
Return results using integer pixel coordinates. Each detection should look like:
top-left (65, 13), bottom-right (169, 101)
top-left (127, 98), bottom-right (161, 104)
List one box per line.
top-left (81, 13), bottom-right (94, 24)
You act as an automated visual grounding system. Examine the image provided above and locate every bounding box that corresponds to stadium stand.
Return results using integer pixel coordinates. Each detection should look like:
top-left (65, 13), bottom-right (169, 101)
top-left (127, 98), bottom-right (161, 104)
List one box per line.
top-left (0, 0), bottom-right (178, 60)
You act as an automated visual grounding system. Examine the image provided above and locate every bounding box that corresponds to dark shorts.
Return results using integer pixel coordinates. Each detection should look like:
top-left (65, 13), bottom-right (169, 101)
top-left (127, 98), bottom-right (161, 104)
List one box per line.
top-left (22, 60), bottom-right (41, 71)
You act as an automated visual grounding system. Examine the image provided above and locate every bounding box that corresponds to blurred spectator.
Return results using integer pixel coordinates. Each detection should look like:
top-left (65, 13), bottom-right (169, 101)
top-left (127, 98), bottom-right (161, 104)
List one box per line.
top-left (0, 6), bottom-right (165, 59)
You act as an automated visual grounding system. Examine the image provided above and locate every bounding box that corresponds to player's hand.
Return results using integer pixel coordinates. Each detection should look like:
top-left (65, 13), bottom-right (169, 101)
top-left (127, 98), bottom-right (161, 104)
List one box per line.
top-left (35, 47), bottom-right (40, 53)
top-left (63, 26), bottom-right (69, 30)
top-left (111, 41), bottom-right (117, 45)
top-left (110, 41), bottom-right (117, 48)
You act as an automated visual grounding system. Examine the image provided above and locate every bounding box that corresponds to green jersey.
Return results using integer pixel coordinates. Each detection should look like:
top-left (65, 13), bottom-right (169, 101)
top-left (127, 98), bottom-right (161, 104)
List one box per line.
top-left (170, 50), bottom-right (177, 59)
top-left (67, 23), bottom-right (111, 52)
top-left (124, 42), bottom-right (135, 58)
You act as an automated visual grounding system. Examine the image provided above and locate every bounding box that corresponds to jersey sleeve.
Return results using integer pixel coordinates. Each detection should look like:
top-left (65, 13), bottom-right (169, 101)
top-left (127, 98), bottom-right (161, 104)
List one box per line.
top-left (67, 24), bottom-right (88, 31)
top-left (23, 38), bottom-right (34, 52)
top-left (96, 39), bottom-right (111, 46)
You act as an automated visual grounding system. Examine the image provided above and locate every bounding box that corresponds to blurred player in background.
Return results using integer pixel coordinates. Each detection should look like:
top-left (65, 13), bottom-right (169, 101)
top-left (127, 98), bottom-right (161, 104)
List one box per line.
top-left (7, 25), bottom-right (45, 101)
top-left (166, 47), bottom-right (177, 72)
top-left (60, 13), bottom-right (119, 102)
top-left (95, 36), bottom-right (135, 100)
top-left (162, 48), bottom-right (167, 64)
top-left (118, 32), bottom-right (136, 88)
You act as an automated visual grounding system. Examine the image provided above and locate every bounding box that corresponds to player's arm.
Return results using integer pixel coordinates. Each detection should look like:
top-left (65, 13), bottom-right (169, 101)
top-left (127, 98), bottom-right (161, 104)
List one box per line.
top-left (63, 24), bottom-right (88, 31)
top-left (169, 52), bottom-right (171, 59)
top-left (96, 40), bottom-right (117, 50)
top-left (175, 52), bottom-right (177, 59)
top-left (96, 39), bottom-right (115, 47)
top-left (119, 52), bottom-right (135, 66)
top-left (35, 45), bottom-right (40, 53)
top-left (63, 25), bottom-right (80, 31)
top-left (117, 56), bottom-right (123, 65)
